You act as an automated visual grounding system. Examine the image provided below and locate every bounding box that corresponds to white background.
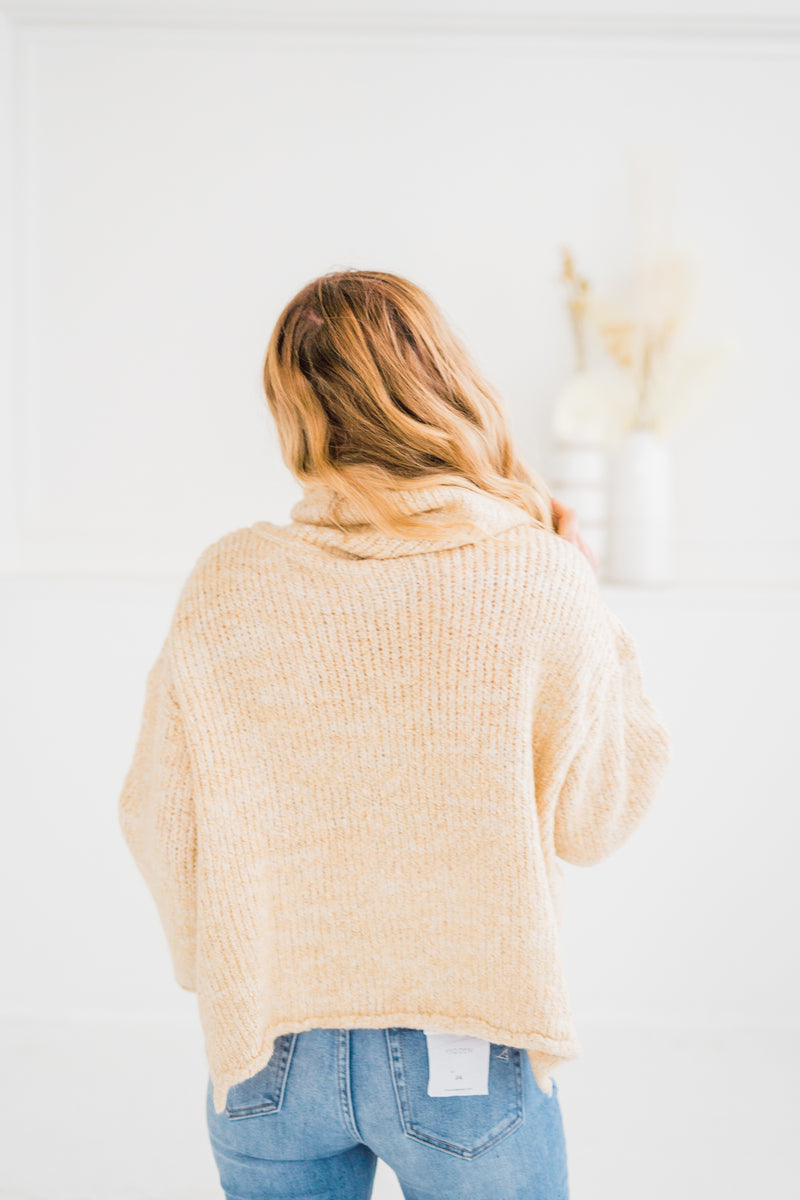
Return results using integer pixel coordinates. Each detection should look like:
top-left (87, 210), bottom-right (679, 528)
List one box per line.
top-left (1, 1), bottom-right (798, 1197)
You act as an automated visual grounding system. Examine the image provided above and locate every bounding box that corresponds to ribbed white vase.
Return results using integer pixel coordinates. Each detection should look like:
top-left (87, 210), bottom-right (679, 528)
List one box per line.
top-left (550, 438), bottom-right (608, 569)
top-left (606, 428), bottom-right (674, 584)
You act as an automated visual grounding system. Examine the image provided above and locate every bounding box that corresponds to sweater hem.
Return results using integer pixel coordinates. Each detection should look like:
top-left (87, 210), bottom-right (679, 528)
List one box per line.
top-left (209, 1011), bottom-right (583, 1115)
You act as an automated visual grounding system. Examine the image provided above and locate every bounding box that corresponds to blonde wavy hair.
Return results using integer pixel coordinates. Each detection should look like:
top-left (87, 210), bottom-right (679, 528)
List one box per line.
top-left (262, 268), bottom-right (556, 542)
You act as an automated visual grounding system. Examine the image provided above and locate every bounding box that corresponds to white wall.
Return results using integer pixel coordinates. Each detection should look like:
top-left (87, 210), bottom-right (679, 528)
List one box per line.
top-left (1, 4), bottom-right (798, 1198)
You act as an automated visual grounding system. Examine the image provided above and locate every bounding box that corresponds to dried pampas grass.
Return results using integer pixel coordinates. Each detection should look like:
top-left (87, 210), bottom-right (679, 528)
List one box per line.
top-left (553, 247), bottom-right (723, 446)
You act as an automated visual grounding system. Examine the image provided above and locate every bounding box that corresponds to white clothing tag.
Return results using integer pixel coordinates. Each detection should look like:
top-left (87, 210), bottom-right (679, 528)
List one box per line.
top-left (422, 1029), bottom-right (491, 1096)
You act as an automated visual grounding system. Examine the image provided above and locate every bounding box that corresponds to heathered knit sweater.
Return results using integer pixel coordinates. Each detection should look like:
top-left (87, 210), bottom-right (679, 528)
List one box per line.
top-left (118, 480), bottom-right (672, 1115)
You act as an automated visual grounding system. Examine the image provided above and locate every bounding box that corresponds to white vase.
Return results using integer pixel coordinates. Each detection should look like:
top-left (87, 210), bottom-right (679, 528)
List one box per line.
top-left (606, 429), bottom-right (674, 584)
top-left (550, 438), bottom-right (608, 569)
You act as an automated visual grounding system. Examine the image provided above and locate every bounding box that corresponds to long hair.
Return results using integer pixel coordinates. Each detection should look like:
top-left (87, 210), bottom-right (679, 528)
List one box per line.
top-left (262, 268), bottom-right (556, 541)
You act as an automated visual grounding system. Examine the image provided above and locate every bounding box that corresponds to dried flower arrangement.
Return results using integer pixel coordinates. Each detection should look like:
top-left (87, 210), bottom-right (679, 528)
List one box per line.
top-left (553, 246), bottom-right (723, 449)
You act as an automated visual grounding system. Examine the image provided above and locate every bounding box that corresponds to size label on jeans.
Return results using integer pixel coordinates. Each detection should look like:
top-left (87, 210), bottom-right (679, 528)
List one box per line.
top-left (422, 1029), bottom-right (491, 1096)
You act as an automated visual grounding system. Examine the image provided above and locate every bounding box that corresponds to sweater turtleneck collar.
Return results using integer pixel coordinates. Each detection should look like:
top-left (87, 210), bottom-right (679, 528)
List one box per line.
top-left (267, 480), bottom-right (539, 561)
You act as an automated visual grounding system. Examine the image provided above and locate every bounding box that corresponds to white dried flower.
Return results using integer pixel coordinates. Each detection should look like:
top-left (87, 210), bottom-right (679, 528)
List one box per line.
top-left (551, 367), bottom-right (639, 447)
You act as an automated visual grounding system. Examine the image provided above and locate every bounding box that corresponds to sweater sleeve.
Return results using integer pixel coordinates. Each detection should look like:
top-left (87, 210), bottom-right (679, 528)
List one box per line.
top-left (532, 546), bottom-right (673, 868)
top-left (118, 638), bottom-right (197, 991)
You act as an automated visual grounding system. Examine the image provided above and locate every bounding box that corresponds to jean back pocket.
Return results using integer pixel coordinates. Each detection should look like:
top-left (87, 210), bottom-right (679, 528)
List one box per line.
top-left (224, 1032), bottom-right (297, 1120)
top-left (385, 1028), bottom-right (524, 1159)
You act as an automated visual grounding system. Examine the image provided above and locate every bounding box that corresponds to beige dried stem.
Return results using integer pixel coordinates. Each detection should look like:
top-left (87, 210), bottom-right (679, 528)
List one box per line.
top-left (560, 247), bottom-right (592, 371)
top-left (553, 249), bottom-right (639, 446)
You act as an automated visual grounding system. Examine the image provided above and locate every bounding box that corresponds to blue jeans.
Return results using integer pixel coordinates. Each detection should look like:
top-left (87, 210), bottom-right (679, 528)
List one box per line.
top-left (206, 1027), bottom-right (570, 1199)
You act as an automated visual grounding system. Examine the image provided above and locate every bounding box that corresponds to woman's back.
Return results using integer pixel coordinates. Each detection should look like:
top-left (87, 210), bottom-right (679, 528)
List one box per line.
top-left (119, 476), bottom-right (672, 1116)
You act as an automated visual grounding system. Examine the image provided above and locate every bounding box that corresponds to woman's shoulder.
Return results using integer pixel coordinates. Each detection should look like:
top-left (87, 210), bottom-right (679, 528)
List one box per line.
top-left (505, 520), bottom-right (599, 596)
top-left (499, 523), bottom-right (614, 657)
top-left (173, 524), bottom-right (269, 605)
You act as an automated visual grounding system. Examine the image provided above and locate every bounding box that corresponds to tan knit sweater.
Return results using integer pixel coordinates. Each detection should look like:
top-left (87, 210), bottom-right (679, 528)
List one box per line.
top-left (118, 480), bottom-right (672, 1114)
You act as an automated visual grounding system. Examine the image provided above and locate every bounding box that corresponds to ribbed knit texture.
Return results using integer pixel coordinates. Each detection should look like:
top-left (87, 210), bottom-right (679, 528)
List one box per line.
top-left (118, 480), bottom-right (673, 1115)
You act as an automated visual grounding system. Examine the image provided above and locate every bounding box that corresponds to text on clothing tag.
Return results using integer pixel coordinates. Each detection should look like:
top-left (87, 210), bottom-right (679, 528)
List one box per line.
top-left (422, 1029), bottom-right (491, 1096)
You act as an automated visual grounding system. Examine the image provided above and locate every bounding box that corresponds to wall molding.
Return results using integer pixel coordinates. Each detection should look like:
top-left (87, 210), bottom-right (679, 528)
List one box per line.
top-left (2, 3), bottom-right (800, 43)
